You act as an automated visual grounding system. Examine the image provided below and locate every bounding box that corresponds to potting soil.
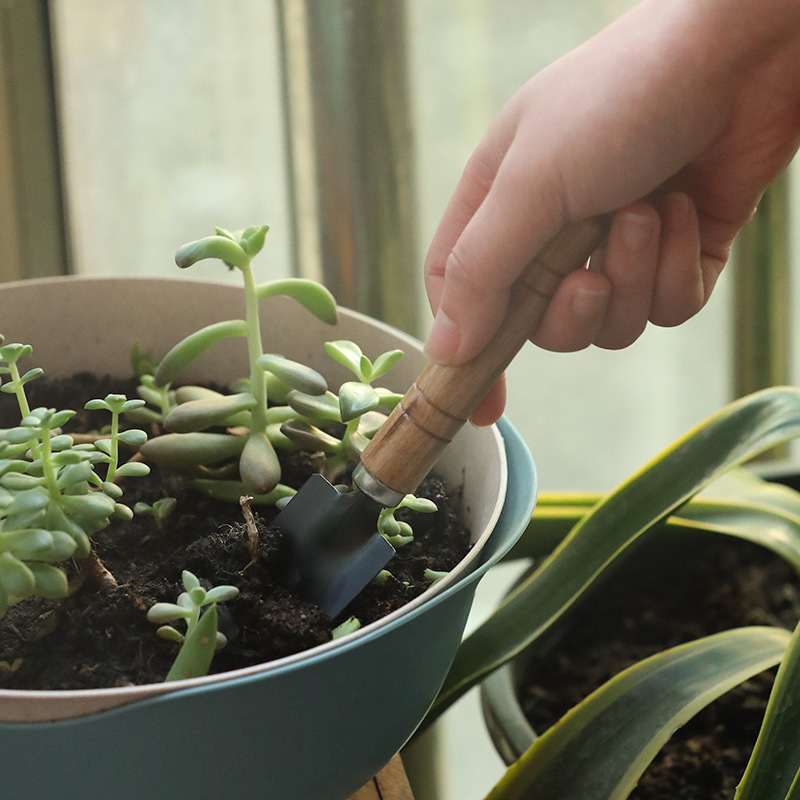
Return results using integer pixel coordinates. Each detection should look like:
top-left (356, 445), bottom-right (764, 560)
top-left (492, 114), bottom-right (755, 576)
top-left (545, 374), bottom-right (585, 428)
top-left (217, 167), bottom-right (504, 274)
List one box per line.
top-left (0, 374), bottom-right (472, 690)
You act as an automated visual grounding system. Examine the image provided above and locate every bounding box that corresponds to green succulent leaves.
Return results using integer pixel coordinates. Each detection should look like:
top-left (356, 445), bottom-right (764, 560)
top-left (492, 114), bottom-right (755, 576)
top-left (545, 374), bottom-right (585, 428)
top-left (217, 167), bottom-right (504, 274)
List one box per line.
top-left (338, 382), bottom-right (380, 423)
top-left (277, 340), bottom-right (405, 484)
top-left (0, 346), bottom-right (150, 617)
top-left (175, 235), bottom-right (252, 272)
top-left (140, 432), bottom-right (246, 467)
top-left (163, 392), bottom-right (257, 433)
top-left (285, 390), bottom-right (341, 424)
top-left (324, 340), bottom-right (403, 383)
top-left (239, 431), bottom-right (281, 494)
top-left (258, 355), bottom-right (327, 396)
top-left (141, 226), bottom-right (343, 498)
top-left (154, 320), bottom-right (248, 388)
top-left (148, 570), bottom-right (239, 682)
top-left (257, 279), bottom-right (339, 325)
top-left (378, 494), bottom-right (438, 547)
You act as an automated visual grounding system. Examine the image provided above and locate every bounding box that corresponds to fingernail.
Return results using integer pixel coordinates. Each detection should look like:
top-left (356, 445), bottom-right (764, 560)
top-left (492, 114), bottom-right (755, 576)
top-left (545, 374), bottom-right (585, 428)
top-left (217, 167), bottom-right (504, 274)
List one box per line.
top-left (620, 211), bottom-right (653, 250)
top-left (572, 286), bottom-right (608, 320)
top-left (424, 310), bottom-right (460, 364)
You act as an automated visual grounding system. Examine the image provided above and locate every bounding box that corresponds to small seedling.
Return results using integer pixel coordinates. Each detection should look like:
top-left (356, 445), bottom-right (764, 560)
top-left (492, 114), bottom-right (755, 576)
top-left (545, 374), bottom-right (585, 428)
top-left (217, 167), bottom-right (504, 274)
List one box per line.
top-left (377, 494), bottom-right (438, 547)
top-left (331, 615), bottom-right (361, 639)
top-left (147, 570), bottom-right (239, 681)
top-left (128, 374), bottom-right (177, 425)
top-left (133, 497), bottom-right (177, 532)
top-left (84, 394), bottom-right (150, 485)
top-left (281, 340), bottom-right (405, 482)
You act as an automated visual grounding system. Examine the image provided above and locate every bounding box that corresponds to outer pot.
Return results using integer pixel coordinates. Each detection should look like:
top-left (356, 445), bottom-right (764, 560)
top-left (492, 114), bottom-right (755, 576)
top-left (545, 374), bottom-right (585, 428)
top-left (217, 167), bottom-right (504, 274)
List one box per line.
top-left (0, 276), bottom-right (536, 800)
top-left (480, 628), bottom-right (539, 767)
top-left (477, 534), bottom-right (728, 767)
top-left (480, 504), bottom-right (800, 771)
top-left (478, 533), bottom-right (715, 766)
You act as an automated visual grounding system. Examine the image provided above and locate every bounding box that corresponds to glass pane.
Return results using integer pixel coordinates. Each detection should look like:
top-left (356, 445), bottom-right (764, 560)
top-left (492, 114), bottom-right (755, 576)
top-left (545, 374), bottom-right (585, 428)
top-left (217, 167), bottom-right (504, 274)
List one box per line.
top-left (52, 0), bottom-right (291, 284)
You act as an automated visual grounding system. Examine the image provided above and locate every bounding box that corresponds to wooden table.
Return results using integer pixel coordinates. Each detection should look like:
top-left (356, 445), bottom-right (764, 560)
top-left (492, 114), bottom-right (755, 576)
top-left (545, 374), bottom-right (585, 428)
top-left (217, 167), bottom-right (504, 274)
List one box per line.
top-left (348, 755), bottom-right (415, 799)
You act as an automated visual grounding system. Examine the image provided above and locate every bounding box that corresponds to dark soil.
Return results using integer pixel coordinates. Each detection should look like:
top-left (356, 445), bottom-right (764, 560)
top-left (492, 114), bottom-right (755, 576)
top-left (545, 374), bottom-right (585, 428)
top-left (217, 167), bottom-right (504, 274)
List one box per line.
top-left (0, 374), bottom-right (471, 690)
top-left (517, 532), bottom-right (800, 800)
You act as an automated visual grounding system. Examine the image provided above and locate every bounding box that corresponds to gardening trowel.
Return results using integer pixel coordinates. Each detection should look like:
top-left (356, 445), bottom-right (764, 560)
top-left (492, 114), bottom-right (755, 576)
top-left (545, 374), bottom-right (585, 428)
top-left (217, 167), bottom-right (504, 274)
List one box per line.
top-left (276, 216), bottom-right (610, 617)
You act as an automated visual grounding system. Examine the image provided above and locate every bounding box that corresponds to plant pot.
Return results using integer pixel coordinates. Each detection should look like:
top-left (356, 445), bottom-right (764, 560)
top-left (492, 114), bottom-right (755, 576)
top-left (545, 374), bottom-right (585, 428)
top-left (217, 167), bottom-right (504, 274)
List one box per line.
top-left (0, 276), bottom-right (536, 800)
top-left (480, 528), bottom-right (800, 799)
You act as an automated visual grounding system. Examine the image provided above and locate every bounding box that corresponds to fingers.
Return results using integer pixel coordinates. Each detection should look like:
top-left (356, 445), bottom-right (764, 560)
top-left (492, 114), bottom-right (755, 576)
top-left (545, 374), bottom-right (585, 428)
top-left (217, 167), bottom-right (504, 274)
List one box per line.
top-left (649, 192), bottom-right (705, 326)
top-left (531, 270), bottom-right (611, 352)
top-left (425, 150), bottom-right (718, 366)
top-left (591, 204), bottom-right (661, 348)
top-left (533, 202), bottom-right (660, 351)
top-left (469, 375), bottom-right (507, 427)
top-left (425, 191), bottom-right (730, 424)
top-left (533, 193), bottom-right (721, 350)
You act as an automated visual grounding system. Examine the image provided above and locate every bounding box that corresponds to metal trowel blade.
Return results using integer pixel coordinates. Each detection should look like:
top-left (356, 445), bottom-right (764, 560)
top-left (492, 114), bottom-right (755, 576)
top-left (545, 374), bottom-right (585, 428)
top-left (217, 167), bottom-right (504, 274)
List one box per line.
top-left (274, 474), bottom-right (395, 618)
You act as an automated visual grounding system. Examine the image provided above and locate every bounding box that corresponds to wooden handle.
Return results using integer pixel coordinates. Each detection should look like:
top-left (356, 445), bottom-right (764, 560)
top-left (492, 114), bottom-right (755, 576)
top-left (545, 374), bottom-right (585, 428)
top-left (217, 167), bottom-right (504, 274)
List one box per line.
top-left (359, 216), bottom-right (610, 496)
top-left (348, 755), bottom-right (415, 799)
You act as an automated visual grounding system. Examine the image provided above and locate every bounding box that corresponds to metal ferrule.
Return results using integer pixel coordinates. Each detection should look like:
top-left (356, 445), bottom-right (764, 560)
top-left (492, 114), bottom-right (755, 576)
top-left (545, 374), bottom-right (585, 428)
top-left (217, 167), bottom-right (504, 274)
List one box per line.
top-left (352, 463), bottom-right (405, 508)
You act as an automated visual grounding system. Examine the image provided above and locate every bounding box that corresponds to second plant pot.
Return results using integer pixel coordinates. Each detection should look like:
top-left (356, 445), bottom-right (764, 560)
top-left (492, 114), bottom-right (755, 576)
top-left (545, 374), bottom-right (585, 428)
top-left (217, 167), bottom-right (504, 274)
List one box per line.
top-left (480, 512), bottom-right (800, 800)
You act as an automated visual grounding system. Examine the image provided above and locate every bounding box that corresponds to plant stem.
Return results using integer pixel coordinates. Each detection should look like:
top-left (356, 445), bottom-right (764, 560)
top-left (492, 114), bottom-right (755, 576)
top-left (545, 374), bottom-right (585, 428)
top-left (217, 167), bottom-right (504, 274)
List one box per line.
top-left (342, 417), bottom-right (360, 450)
top-left (187, 602), bottom-right (200, 633)
top-left (8, 360), bottom-right (41, 460)
top-left (83, 551), bottom-right (118, 592)
top-left (39, 427), bottom-right (60, 499)
top-left (7, 360), bottom-right (31, 418)
top-left (242, 259), bottom-right (269, 433)
top-left (156, 385), bottom-right (172, 419)
top-left (106, 407), bottom-right (120, 482)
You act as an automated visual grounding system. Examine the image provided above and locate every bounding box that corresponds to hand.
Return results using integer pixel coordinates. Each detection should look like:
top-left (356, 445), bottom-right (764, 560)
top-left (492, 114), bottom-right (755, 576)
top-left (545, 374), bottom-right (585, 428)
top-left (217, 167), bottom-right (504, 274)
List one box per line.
top-left (423, 0), bottom-right (800, 425)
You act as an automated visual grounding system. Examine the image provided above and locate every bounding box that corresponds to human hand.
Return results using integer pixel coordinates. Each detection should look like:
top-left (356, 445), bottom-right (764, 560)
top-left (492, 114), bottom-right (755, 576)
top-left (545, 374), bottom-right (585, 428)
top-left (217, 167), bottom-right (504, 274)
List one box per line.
top-left (423, 0), bottom-right (800, 425)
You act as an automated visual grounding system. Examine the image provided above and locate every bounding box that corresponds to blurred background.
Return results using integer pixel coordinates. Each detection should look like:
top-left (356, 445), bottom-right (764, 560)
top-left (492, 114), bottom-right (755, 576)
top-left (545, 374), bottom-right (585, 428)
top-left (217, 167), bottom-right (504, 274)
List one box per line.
top-left (1, 1), bottom-right (796, 797)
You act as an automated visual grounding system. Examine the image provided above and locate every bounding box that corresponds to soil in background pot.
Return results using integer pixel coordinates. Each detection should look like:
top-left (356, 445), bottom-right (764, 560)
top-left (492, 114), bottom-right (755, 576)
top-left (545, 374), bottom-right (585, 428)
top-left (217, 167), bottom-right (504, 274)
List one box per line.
top-left (0, 374), bottom-right (472, 690)
top-left (517, 533), bottom-right (800, 800)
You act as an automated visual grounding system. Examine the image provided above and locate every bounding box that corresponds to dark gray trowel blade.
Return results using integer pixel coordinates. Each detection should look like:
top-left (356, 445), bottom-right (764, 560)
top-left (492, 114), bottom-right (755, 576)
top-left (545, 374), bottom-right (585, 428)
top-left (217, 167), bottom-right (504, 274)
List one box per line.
top-left (274, 474), bottom-right (395, 618)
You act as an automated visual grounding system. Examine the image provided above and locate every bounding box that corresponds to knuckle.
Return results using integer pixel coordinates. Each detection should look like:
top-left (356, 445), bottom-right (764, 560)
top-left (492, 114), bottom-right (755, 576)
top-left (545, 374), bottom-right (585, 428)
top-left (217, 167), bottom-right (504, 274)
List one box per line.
top-left (444, 243), bottom-right (485, 294)
top-left (463, 150), bottom-right (499, 198)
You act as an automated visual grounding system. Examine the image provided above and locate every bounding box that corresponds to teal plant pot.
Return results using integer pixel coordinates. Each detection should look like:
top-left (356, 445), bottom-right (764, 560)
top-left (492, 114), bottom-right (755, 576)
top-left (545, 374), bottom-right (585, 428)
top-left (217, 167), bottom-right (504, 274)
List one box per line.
top-left (0, 277), bottom-right (536, 800)
top-left (0, 420), bottom-right (532, 800)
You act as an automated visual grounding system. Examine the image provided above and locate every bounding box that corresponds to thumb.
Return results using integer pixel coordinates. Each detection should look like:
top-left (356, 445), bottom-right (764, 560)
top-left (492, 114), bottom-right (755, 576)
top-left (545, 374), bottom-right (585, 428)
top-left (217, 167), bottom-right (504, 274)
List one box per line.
top-left (424, 142), bottom-right (567, 364)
